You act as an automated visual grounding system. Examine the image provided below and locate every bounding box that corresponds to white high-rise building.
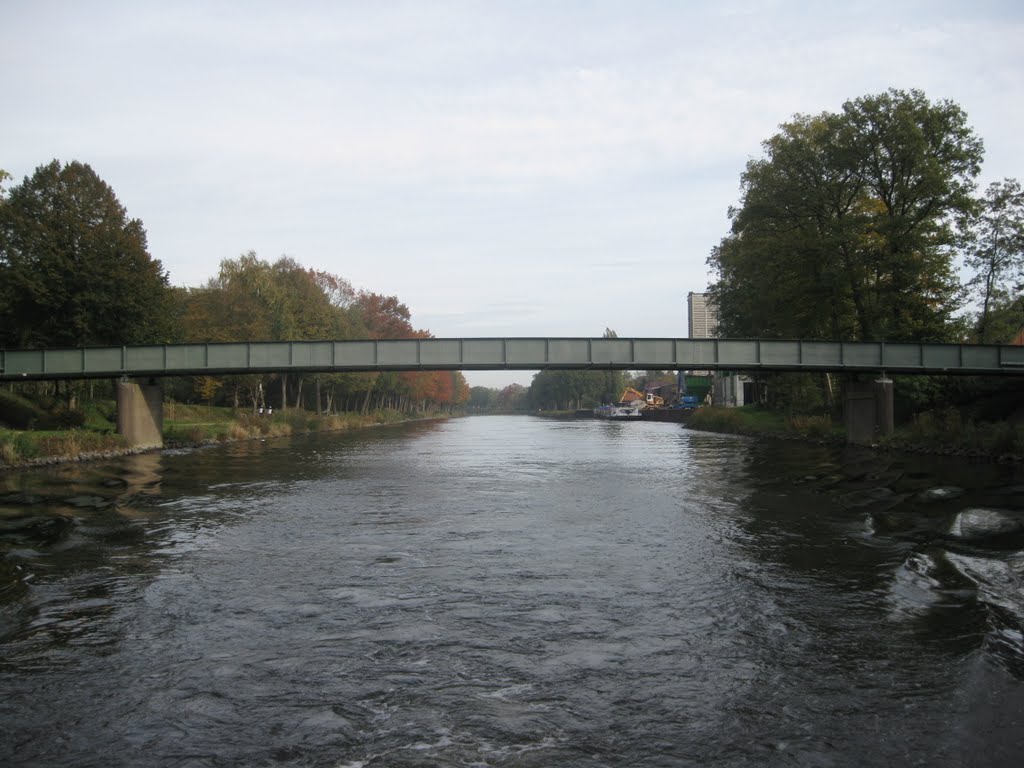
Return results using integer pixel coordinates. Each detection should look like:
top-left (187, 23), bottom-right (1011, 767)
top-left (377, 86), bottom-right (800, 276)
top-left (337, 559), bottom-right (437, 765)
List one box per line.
top-left (686, 291), bottom-right (752, 407)
top-left (687, 292), bottom-right (718, 339)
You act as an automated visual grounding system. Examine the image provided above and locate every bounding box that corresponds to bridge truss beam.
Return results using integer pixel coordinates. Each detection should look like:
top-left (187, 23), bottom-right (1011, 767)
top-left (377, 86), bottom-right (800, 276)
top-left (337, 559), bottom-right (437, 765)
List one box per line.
top-left (1, 338), bottom-right (1022, 381)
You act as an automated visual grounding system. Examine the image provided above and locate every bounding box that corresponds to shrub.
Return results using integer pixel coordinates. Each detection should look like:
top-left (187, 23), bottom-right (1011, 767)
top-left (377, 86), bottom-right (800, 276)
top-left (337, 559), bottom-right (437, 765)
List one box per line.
top-left (908, 408), bottom-right (963, 444)
top-left (53, 406), bottom-right (87, 429)
top-left (0, 390), bottom-right (49, 429)
top-left (1, 437), bottom-right (21, 464)
top-left (688, 407), bottom-right (745, 433)
top-left (228, 422), bottom-right (251, 441)
top-left (788, 414), bottom-right (833, 437)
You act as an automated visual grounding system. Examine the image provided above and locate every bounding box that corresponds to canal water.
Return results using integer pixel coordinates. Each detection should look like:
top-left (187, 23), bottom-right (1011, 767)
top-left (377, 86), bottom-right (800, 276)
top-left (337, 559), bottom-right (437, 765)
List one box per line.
top-left (1, 416), bottom-right (1022, 766)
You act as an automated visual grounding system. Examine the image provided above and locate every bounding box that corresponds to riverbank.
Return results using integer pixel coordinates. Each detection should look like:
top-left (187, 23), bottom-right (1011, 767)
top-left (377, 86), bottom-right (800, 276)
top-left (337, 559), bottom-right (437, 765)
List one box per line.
top-left (684, 405), bottom-right (1024, 462)
top-left (539, 405), bottom-right (1023, 462)
top-left (0, 405), bottom-right (453, 470)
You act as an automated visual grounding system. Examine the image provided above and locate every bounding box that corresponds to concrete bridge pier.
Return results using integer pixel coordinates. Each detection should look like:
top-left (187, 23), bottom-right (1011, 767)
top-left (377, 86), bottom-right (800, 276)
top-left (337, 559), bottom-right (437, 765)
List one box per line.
top-left (116, 378), bottom-right (163, 448)
top-left (844, 376), bottom-right (894, 444)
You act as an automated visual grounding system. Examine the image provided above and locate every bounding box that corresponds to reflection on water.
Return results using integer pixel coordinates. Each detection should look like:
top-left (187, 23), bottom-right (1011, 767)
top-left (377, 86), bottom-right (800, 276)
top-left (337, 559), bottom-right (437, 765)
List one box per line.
top-left (1, 416), bottom-right (1022, 766)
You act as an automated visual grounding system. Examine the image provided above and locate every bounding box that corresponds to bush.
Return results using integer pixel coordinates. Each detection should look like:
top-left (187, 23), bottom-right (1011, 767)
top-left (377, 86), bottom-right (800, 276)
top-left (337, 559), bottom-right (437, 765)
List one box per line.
top-left (688, 407), bottom-right (745, 433)
top-left (0, 389), bottom-right (50, 429)
top-left (53, 405), bottom-right (87, 429)
top-left (766, 373), bottom-right (825, 415)
top-left (908, 408), bottom-right (963, 443)
top-left (899, 407), bottom-right (1023, 456)
top-left (788, 414), bottom-right (833, 437)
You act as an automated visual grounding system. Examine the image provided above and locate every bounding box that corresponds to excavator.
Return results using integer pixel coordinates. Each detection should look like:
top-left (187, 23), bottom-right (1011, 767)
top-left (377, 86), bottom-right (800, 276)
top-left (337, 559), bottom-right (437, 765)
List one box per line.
top-left (618, 387), bottom-right (665, 408)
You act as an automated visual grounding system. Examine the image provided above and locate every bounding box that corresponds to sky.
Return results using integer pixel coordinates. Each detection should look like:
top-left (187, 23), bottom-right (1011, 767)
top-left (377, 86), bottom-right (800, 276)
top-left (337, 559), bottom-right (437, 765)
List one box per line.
top-left (3, 1), bottom-right (1023, 387)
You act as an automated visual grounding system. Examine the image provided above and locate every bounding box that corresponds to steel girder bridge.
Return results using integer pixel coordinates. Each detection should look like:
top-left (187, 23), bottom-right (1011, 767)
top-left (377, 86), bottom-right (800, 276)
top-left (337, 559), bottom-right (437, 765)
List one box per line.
top-left (2, 337), bottom-right (1022, 380)
top-left (1, 338), bottom-right (1021, 448)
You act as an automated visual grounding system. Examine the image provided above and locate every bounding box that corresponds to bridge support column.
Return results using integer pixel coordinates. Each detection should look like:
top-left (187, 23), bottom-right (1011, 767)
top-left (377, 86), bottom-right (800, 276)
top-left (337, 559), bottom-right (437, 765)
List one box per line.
top-left (116, 379), bottom-right (163, 448)
top-left (844, 377), bottom-right (894, 444)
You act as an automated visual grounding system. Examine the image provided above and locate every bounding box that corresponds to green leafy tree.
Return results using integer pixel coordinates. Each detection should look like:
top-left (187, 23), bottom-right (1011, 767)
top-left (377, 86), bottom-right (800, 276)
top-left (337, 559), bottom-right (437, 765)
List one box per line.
top-left (709, 89), bottom-right (983, 344)
top-left (176, 252), bottom-right (368, 409)
top-left (964, 178), bottom-right (1024, 342)
top-left (529, 328), bottom-right (626, 409)
top-left (839, 89), bottom-right (982, 340)
top-left (530, 369), bottom-right (604, 410)
top-left (0, 160), bottom-right (173, 347)
top-left (468, 386), bottom-right (497, 411)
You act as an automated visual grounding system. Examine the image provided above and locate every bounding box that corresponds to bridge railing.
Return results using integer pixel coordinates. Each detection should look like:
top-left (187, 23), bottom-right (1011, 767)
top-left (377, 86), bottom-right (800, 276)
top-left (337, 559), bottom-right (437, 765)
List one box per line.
top-left (1, 338), bottom-right (1022, 380)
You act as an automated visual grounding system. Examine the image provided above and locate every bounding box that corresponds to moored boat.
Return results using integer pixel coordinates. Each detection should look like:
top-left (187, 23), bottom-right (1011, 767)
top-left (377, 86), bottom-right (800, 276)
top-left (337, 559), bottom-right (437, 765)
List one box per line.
top-left (593, 403), bottom-right (644, 420)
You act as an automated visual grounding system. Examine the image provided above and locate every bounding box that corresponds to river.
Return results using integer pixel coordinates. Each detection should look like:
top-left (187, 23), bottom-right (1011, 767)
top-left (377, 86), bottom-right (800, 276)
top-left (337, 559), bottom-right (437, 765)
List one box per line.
top-left (1, 415), bottom-right (1023, 766)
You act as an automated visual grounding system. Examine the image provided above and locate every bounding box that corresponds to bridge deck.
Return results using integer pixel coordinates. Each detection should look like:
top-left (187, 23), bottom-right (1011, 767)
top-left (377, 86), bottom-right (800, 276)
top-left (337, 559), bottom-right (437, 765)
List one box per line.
top-left (2, 338), bottom-right (1022, 380)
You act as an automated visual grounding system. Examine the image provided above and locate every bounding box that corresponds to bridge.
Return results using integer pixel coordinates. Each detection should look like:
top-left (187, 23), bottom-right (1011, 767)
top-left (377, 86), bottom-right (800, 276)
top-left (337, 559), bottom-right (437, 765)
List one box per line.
top-left (2, 337), bottom-right (1021, 447)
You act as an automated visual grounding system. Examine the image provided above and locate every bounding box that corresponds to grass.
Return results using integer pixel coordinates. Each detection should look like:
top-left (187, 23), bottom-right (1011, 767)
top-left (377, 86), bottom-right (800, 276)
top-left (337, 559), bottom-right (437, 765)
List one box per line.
top-left (81, 400), bottom-right (118, 432)
top-left (885, 407), bottom-right (1024, 457)
top-left (163, 406), bottom-right (414, 445)
top-left (1, 401), bottom-right (444, 467)
top-left (687, 404), bottom-right (1022, 459)
top-left (0, 427), bottom-right (128, 464)
top-left (687, 405), bottom-right (841, 440)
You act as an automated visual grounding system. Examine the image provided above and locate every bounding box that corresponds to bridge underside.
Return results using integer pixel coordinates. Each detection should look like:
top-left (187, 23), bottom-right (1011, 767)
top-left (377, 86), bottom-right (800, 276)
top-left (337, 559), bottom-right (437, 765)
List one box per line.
top-left (2, 337), bottom-right (1022, 381)
top-left (105, 374), bottom-right (898, 449)
top-left (2, 338), bottom-right (1020, 448)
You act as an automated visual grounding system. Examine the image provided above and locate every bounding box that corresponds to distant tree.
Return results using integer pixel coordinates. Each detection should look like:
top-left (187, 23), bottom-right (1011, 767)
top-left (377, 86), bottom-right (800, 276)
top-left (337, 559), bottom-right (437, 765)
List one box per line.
top-left (495, 383), bottom-right (528, 411)
top-left (964, 178), bottom-right (1024, 342)
top-left (0, 160), bottom-right (173, 347)
top-left (529, 369), bottom-right (606, 410)
top-left (528, 328), bottom-right (628, 409)
top-left (468, 386), bottom-right (497, 411)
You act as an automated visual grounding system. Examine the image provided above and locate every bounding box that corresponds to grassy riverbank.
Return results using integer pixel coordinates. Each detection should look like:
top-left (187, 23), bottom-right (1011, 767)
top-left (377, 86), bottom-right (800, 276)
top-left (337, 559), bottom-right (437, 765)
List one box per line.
top-left (686, 405), bottom-right (1024, 460)
top-left (0, 403), bottom-right (441, 468)
top-left (163, 404), bottom-right (413, 445)
top-left (687, 406), bottom-right (840, 439)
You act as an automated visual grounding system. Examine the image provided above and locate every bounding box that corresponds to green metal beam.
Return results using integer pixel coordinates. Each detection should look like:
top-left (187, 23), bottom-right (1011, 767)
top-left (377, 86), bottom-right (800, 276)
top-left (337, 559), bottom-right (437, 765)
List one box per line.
top-left (1, 338), bottom-right (1022, 380)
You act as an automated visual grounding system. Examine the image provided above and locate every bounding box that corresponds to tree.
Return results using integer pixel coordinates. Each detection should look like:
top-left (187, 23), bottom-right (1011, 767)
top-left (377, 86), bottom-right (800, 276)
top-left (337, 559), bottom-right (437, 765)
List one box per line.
top-left (495, 383), bottom-right (528, 412)
top-left (176, 252), bottom-right (368, 409)
top-left (709, 89), bottom-right (984, 344)
top-left (0, 160), bottom-right (173, 347)
top-left (839, 89), bottom-right (982, 340)
top-left (354, 291), bottom-right (414, 338)
top-left (529, 369), bottom-right (606, 410)
top-left (468, 386), bottom-right (497, 411)
top-left (964, 178), bottom-right (1024, 342)
top-left (196, 376), bottom-right (223, 406)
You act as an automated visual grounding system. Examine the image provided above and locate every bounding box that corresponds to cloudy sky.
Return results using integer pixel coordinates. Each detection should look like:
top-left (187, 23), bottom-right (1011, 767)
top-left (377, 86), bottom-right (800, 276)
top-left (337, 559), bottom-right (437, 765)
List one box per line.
top-left (3, 1), bottom-right (1022, 386)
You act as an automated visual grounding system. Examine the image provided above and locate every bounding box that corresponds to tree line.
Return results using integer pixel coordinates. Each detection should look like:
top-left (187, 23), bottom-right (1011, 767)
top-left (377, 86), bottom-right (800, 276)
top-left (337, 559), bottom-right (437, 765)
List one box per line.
top-left (3, 88), bottom-right (1020, 422)
top-left (0, 161), bottom-right (468, 415)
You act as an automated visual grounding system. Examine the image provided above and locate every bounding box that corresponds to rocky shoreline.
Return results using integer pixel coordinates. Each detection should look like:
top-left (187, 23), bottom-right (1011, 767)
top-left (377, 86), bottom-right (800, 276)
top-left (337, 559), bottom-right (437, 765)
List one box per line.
top-left (0, 444), bottom-right (160, 470)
